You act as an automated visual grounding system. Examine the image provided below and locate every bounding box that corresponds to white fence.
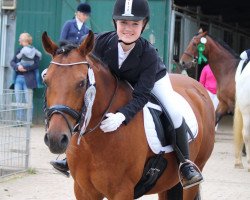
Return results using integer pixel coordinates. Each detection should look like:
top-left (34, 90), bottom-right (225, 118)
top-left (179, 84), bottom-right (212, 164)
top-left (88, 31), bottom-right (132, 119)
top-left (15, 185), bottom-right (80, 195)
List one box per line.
top-left (0, 89), bottom-right (32, 177)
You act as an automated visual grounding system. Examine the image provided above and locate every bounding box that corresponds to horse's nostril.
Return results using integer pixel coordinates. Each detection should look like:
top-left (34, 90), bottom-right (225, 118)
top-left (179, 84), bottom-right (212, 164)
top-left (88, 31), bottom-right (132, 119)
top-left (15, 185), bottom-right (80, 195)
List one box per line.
top-left (44, 133), bottom-right (50, 146)
top-left (61, 134), bottom-right (69, 147)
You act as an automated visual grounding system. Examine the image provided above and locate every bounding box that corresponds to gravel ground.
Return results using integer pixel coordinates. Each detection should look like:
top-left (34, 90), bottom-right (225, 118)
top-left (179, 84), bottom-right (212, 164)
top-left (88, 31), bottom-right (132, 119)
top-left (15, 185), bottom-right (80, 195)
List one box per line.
top-left (1, 116), bottom-right (250, 200)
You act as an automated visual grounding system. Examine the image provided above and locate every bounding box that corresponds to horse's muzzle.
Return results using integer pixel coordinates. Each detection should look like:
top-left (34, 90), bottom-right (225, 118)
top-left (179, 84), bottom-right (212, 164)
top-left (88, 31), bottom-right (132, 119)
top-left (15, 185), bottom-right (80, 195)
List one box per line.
top-left (44, 132), bottom-right (70, 154)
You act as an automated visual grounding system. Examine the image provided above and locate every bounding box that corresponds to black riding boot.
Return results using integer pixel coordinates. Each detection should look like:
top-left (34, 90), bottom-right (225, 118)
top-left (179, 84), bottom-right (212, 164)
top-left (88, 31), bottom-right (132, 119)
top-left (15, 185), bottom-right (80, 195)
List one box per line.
top-left (173, 118), bottom-right (203, 189)
top-left (50, 158), bottom-right (70, 177)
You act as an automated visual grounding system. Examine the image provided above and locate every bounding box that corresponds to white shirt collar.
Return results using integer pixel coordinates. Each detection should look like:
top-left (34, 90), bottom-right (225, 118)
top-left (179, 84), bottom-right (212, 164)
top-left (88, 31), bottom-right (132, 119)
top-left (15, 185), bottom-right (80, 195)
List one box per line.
top-left (75, 17), bottom-right (83, 30)
top-left (118, 43), bottom-right (134, 68)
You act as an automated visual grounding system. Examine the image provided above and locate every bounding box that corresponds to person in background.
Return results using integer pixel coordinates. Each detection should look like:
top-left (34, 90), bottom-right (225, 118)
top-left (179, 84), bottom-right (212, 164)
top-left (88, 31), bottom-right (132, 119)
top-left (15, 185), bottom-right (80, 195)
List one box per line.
top-left (60, 2), bottom-right (91, 45)
top-left (15, 33), bottom-right (42, 88)
top-left (10, 32), bottom-right (40, 123)
top-left (199, 64), bottom-right (219, 110)
top-left (51, 0), bottom-right (204, 189)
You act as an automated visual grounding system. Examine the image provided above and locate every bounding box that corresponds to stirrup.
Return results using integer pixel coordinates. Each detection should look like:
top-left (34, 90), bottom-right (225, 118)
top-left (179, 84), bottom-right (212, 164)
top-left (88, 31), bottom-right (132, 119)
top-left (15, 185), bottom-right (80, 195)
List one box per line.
top-left (52, 167), bottom-right (70, 178)
top-left (178, 160), bottom-right (203, 189)
top-left (50, 161), bottom-right (70, 178)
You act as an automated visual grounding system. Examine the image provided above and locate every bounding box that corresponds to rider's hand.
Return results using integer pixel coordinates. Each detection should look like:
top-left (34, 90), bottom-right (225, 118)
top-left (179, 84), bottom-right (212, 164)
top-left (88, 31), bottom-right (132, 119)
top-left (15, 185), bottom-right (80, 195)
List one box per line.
top-left (100, 112), bottom-right (125, 133)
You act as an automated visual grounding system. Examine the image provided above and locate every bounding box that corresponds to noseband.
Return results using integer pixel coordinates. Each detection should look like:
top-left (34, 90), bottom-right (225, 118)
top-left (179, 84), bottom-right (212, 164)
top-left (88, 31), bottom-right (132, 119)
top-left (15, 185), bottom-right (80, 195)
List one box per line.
top-left (44, 60), bottom-right (118, 143)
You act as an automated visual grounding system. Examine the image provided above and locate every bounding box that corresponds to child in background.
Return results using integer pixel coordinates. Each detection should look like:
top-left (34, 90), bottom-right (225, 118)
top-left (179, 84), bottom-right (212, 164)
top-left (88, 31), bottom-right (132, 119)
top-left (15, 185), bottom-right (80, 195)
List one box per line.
top-left (12, 33), bottom-right (42, 88)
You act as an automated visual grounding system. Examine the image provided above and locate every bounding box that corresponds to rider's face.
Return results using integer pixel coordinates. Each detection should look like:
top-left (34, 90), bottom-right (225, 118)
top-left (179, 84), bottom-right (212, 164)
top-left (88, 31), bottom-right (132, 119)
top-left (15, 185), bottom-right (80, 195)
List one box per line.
top-left (116, 20), bottom-right (144, 43)
top-left (76, 11), bottom-right (89, 23)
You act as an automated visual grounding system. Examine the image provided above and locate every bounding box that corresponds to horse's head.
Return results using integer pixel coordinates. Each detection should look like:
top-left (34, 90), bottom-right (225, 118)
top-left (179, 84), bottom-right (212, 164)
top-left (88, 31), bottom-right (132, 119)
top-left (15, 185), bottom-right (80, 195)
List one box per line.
top-left (180, 31), bottom-right (208, 69)
top-left (42, 31), bottom-right (94, 154)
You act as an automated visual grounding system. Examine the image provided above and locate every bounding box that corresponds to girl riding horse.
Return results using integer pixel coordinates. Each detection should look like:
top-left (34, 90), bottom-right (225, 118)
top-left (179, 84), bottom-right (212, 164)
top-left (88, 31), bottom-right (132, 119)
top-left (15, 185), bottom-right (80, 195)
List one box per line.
top-left (51, 0), bottom-right (202, 189)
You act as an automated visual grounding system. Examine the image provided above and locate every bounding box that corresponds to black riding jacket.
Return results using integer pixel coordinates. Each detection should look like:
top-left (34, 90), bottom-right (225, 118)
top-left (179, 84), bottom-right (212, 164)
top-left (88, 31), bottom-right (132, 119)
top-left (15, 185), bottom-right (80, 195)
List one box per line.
top-left (93, 31), bottom-right (166, 124)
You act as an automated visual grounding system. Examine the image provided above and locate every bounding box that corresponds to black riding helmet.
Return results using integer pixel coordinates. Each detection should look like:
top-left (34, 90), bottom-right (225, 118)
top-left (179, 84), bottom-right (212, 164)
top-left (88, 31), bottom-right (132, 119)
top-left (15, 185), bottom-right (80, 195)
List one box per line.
top-left (77, 3), bottom-right (91, 14)
top-left (112, 0), bottom-right (150, 33)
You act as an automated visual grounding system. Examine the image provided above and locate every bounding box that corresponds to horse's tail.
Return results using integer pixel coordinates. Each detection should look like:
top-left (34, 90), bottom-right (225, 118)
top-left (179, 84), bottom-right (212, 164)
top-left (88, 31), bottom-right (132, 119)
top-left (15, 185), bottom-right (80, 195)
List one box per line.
top-left (233, 103), bottom-right (243, 156)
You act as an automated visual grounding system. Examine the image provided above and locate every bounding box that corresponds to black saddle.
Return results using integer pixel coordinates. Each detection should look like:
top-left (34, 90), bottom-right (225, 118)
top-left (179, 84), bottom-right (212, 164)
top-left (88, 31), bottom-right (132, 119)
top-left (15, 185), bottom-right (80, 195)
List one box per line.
top-left (147, 93), bottom-right (176, 147)
top-left (134, 93), bottom-right (176, 199)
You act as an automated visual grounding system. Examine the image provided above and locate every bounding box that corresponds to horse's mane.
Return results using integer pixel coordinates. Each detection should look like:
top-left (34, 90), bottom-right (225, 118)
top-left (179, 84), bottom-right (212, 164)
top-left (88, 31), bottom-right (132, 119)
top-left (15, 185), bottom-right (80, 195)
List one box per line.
top-left (88, 53), bottom-right (108, 68)
top-left (208, 34), bottom-right (240, 59)
top-left (56, 40), bottom-right (109, 70)
top-left (56, 40), bottom-right (78, 55)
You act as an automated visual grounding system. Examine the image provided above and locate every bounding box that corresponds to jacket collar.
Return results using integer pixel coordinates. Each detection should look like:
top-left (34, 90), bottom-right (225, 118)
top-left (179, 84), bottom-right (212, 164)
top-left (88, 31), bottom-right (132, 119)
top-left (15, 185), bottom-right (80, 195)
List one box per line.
top-left (104, 33), bottom-right (143, 72)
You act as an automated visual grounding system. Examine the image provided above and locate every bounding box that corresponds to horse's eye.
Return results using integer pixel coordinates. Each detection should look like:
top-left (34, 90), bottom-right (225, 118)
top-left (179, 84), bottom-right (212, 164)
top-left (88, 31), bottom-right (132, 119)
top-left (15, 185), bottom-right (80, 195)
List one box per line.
top-left (79, 80), bottom-right (86, 88)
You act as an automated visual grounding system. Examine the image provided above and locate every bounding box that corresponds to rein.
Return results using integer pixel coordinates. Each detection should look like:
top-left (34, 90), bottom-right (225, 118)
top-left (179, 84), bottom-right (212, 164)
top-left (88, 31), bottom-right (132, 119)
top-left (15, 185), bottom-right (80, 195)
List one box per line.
top-left (44, 60), bottom-right (119, 143)
top-left (76, 75), bottom-right (119, 144)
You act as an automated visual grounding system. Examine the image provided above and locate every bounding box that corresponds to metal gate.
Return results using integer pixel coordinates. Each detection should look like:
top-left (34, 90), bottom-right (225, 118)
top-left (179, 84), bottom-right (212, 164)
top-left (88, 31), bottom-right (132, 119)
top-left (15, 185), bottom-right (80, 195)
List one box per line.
top-left (0, 89), bottom-right (32, 177)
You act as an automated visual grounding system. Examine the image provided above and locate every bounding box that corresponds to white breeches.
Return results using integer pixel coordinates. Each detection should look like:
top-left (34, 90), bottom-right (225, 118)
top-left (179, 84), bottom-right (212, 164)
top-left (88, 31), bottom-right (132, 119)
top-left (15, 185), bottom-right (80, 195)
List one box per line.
top-left (207, 90), bottom-right (219, 111)
top-left (151, 74), bottom-right (183, 128)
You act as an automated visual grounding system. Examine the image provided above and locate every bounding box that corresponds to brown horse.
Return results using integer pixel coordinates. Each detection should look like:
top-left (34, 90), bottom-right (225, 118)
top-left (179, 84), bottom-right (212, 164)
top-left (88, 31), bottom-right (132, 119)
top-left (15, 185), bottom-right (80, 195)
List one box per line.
top-left (180, 31), bottom-right (240, 124)
top-left (42, 31), bottom-right (215, 200)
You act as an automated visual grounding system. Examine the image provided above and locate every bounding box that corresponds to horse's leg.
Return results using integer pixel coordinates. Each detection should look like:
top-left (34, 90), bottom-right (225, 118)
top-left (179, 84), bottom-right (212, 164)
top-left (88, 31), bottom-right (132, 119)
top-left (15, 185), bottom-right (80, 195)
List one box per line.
top-left (215, 101), bottom-right (228, 125)
top-left (112, 193), bottom-right (133, 200)
top-left (233, 104), bottom-right (244, 169)
top-left (242, 114), bottom-right (250, 171)
top-left (74, 182), bottom-right (103, 200)
top-left (183, 185), bottom-right (200, 200)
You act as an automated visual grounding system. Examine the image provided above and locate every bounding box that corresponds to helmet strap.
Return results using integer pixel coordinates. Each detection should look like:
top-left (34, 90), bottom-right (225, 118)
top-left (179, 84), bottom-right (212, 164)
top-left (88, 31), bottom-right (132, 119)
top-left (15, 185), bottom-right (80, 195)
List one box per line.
top-left (118, 39), bottom-right (136, 45)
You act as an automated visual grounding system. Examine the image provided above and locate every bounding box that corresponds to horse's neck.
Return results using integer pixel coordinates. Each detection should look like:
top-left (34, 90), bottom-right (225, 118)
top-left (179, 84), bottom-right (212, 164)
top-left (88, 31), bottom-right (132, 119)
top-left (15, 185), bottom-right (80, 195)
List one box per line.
top-left (206, 40), bottom-right (238, 81)
top-left (89, 68), bottom-right (118, 123)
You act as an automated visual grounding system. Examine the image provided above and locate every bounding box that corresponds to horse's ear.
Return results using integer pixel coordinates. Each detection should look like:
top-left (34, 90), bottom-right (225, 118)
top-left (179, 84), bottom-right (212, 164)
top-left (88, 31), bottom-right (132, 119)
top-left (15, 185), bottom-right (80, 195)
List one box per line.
top-left (78, 30), bottom-right (94, 57)
top-left (201, 31), bottom-right (207, 37)
top-left (42, 32), bottom-right (58, 56)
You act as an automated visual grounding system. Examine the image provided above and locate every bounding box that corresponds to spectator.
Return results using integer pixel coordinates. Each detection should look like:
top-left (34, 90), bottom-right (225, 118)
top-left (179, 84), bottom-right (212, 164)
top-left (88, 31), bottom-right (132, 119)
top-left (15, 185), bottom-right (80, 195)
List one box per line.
top-left (15, 33), bottom-right (42, 88)
top-left (60, 2), bottom-right (91, 45)
top-left (199, 64), bottom-right (219, 110)
top-left (10, 32), bottom-right (40, 123)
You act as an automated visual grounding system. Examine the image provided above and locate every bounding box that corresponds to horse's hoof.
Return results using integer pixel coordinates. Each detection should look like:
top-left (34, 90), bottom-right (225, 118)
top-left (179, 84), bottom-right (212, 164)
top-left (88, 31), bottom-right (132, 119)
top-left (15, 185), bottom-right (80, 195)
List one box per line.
top-left (234, 163), bottom-right (244, 169)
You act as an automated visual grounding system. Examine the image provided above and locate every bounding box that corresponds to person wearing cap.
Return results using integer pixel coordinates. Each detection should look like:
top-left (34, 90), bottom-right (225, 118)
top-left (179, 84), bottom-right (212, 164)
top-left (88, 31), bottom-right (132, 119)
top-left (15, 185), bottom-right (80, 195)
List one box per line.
top-left (51, 0), bottom-right (203, 189)
top-left (60, 2), bottom-right (91, 44)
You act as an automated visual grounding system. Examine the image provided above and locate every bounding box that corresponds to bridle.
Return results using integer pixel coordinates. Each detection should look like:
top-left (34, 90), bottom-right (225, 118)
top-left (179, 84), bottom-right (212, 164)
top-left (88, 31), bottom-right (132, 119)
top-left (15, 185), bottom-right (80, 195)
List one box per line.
top-left (182, 36), bottom-right (204, 68)
top-left (44, 60), bottom-right (118, 143)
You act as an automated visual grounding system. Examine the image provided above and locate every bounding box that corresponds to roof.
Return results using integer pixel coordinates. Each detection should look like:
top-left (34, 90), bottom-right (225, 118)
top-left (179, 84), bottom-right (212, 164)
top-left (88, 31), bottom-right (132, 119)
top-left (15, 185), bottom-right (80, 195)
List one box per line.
top-left (174, 0), bottom-right (250, 33)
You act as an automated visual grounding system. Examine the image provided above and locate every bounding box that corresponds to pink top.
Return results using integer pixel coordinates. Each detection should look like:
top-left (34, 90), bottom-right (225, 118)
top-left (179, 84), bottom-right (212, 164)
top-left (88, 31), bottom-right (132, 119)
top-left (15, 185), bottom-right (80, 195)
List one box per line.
top-left (199, 64), bottom-right (217, 94)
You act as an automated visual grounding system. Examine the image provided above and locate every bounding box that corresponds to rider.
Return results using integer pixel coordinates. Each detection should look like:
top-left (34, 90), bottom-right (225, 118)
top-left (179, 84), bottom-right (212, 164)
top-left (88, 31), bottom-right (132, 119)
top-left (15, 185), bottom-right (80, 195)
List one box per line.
top-left (51, 0), bottom-right (203, 189)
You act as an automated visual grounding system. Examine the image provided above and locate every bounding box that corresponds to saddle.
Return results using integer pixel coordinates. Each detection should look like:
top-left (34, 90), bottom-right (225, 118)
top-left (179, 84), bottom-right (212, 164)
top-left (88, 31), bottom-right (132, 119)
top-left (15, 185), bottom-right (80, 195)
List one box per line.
top-left (134, 93), bottom-right (176, 199)
top-left (148, 94), bottom-right (176, 146)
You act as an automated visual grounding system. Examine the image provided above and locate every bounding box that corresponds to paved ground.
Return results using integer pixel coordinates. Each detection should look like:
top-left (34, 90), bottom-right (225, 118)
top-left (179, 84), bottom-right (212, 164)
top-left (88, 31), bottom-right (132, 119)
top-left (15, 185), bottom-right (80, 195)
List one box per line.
top-left (1, 116), bottom-right (250, 200)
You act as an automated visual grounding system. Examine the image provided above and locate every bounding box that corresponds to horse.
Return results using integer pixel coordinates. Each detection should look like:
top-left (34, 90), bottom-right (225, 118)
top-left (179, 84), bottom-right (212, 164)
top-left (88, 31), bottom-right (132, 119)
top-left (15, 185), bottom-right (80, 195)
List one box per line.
top-left (42, 30), bottom-right (215, 200)
top-left (179, 31), bottom-right (240, 124)
top-left (234, 57), bottom-right (250, 171)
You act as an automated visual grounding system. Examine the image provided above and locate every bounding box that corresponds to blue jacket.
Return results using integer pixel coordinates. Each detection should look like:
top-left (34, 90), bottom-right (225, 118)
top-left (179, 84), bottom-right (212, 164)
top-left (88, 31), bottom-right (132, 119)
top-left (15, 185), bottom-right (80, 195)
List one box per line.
top-left (60, 18), bottom-right (90, 44)
top-left (10, 47), bottom-right (39, 89)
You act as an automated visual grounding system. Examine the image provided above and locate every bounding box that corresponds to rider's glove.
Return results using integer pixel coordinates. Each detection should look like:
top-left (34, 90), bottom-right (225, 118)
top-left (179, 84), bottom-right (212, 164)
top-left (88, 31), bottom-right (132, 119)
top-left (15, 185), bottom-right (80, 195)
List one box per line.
top-left (100, 112), bottom-right (126, 133)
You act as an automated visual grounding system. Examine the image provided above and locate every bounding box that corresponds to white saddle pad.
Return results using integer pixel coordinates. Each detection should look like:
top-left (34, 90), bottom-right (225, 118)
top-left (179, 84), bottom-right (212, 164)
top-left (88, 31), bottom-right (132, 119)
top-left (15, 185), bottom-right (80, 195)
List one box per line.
top-left (143, 91), bottom-right (198, 154)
